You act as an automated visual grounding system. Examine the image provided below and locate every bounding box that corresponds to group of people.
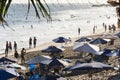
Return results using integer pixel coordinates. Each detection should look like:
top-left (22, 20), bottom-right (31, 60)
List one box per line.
top-left (4, 36), bottom-right (37, 64)
top-left (29, 37), bottom-right (37, 48)
top-left (103, 23), bottom-right (116, 33)
top-left (5, 41), bottom-right (17, 57)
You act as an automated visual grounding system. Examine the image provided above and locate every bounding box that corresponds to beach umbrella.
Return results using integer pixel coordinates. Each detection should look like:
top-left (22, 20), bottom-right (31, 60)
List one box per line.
top-left (106, 51), bottom-right (120, 57)
top-left (52, 37), bottom-right (69, 43)
top-left (114, 32), bottom-right (120, 38)
top-left (0, 68), bottom-right (19, 80)
top-left (102, 33), bottom-right (117, 39)
top-left (73, 43), bottom-right (100, 55)
top-left (0, 57), bottom-right (16, 63)
top-left (26, 55), bottom-right (51, 64)
top-left (64, 61), bottom-right (114, 79)
top-left (40, 58), bottom-right (69, 67)
top-left (64, 61), bottom-right (113, 80)
top-left (1, 63), bottom-right (26, 70)
top-left (46, 74), bottom-right (60, 80)
top-left (75, 37), bottom-right (92, 42)
top-left (68, 61), bottom-right (113, 71)
top-left (42, 46), bottom-right (63, 53)
top-left (100, 48), bottom-right (112, 56)
top-left (90, 38), bottom-right (107, 44)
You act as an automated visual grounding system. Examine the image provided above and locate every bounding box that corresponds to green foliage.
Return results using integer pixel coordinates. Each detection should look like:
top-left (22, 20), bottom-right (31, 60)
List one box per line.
top-left (0, 0), bottom-right (11, 26)
top-left (0, 0), bottom-right (52, 27)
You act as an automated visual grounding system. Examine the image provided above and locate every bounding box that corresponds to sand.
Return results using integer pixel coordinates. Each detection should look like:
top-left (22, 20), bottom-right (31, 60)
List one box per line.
top-left (1, 29), bottom-right (120, 80)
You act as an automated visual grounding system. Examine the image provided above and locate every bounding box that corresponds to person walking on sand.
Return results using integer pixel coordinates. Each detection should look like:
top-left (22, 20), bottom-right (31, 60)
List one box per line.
top-left (20, 48), bottom-right (26, 64)
top-left (78, 28), bottom-right (81, 35)
top-left (5, 41), bottom-right (9, 57)
top-left (14, 41), bottom-right (17, 51)
top-left (33, 37), bottom-right (37, 48)
top-left (29, 37), bottom-right (32, 48)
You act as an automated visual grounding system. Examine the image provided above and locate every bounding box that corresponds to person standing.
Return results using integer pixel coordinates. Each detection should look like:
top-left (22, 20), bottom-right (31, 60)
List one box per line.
top-left (104, 24), bottom-right (107, 32)
top-left (5, 41), bottom-right (9, 57)
top-left (29, 37), bottom-right (32, 48)
top-left (93, 26), bottom-right (95, 34)
top-left (108, 25), bottom-right (111, 33)
top-left (20, 48), bottom-right (26, 64)
top-left (33, 37), bottom-right (37, 48)
top-left (14, 41), bottom-right (17, 51)
top-left (78, 28), bottom-right (81, 35)
top-left (8, 41), bottom-right (12, 50)
top-left (112, 24), bottom-right (116, 33)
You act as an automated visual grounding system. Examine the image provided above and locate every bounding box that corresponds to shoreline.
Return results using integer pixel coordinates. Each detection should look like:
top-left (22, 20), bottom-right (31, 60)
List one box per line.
top-left (0, 26), bottom-right (118, 59)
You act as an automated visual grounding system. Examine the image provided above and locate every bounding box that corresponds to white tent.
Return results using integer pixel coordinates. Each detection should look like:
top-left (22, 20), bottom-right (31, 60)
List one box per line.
top-left (73, 43), bottom-right (100, 55)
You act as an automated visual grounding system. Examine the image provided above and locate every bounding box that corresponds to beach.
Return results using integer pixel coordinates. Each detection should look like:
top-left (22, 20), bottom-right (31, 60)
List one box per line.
top-left (1, 27), bottom-right (120, 80)
top-left (0, 1), bottom-right (120, 80)
top-left (0, 2), bottom-right (117, 54)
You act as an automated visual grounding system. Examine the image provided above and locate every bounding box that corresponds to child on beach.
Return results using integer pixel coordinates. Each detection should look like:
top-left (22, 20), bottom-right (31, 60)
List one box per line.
top-left (14, 50), bottom-right (19, 59)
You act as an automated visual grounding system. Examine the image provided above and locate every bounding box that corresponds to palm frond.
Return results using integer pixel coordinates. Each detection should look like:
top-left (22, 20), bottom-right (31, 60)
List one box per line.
top-left (0, 0), bottom-right (10, 26)
top-left (26, 0), bottom-right (31, 19)
top-left (3, 0), bottom-right (12, 17)
top-left (31, 0), bottom-right (40, 18)
top-left (36, 0), bottom-right (51, 20)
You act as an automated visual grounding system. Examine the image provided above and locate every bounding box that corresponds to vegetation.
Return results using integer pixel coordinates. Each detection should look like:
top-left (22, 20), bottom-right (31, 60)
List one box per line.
top-left (0, 0), bottom-right (51, 26)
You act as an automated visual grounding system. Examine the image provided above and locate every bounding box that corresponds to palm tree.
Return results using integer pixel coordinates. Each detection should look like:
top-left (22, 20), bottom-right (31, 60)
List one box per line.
top-left (0, 0), bottom-right (51, 26)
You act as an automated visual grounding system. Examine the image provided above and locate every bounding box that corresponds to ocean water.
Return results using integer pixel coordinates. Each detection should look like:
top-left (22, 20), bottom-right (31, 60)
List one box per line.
top-left (0, 3), bottom-right (117, 53)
